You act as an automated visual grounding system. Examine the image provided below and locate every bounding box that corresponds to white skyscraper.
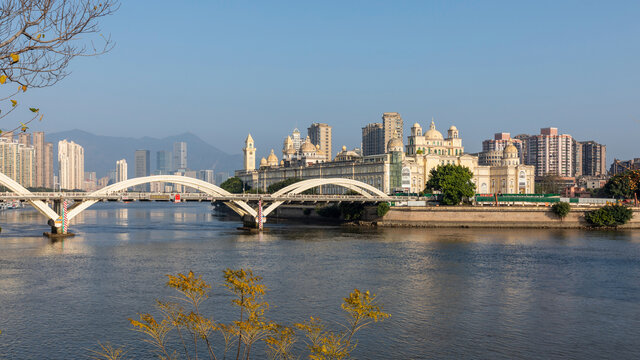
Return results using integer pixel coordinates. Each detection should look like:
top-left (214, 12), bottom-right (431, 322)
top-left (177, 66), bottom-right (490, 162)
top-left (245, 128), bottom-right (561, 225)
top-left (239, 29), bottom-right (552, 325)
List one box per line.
top-left (58, 140), bottom-right (84, 190)
top-left (116, 159), bottom-right (128, 182)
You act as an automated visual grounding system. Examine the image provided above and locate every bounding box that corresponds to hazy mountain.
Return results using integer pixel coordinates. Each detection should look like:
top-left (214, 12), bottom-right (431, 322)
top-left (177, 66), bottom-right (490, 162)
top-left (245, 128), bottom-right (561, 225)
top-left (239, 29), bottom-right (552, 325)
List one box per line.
top-left (47, 129), bottom-right (242, 178)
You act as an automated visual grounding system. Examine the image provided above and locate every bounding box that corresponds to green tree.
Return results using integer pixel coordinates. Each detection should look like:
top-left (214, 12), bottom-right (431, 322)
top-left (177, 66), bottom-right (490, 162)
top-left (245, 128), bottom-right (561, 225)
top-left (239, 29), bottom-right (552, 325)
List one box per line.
top-left (424, 164), bottom-right (475, 205)
top-left (551, 202), bottom-right (571, 219)
top-left (376, 202), bottom-right (390, 217)
top-left (601, 170), bottom-right (640, 199)
top-left (584, 205), bottom-right (633, 227)
top-left (267, 178), bottom-right (302, 193)
top-left (221, 177), bottom-right (245, 193)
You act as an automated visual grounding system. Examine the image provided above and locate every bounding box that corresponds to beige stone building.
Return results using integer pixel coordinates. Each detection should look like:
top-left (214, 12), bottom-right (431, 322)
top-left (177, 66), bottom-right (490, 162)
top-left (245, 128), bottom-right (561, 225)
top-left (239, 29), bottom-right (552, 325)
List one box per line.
top-left (236, 120), bottom-right (535, 195)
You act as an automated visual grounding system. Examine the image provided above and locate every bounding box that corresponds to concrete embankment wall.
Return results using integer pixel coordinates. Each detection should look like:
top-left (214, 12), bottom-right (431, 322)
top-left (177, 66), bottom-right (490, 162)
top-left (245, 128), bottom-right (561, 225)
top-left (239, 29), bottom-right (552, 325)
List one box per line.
top-left (379, 206), bottom-right (640, 229)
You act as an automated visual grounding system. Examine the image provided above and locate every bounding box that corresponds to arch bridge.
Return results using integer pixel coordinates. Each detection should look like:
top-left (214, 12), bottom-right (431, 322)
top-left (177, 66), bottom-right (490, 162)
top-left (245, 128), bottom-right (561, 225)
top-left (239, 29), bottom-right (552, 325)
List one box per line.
top-left (0, 174), bottom-right (393, 233)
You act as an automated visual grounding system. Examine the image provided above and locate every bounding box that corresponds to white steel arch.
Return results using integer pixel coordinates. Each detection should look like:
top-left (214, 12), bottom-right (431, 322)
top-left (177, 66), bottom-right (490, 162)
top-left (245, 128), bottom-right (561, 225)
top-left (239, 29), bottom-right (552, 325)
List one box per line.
top-left (0, 172), bottom-right (59, 221)
top-left (263, 178), bottom-right (390, 217)
top-left (66, 175), bottom-right (257, 221)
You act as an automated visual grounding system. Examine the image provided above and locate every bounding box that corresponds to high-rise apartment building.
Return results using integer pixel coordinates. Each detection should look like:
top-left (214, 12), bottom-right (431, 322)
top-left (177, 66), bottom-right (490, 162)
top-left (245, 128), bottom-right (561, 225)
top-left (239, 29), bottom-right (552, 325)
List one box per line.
top-left (308, 123), bottom-right (332, 161)
top-left (197, 169), bottom-right (215, 184)
top-left (610, 158), bottom-right (640, 175)
top-left (156, 150), bottom-right (171, 174)
top-left (524, 128), bottom-right (574, 177)
top-left (134, 150), bottom-right (150, 191)
top-left (362, 123), bottom-right (385, 156)
top-left (0, 137), bottom-right (36, 187)
top-left (574, 141), bottom-right (606, 177)
top-left (116, 159), bottom-right (127, 182)
top-left (173, 142), bottom-right (187, 171)
top-left (33, 132), bottom-right (45, 187)
top-left (382, 112), bottom-right (403, 152)
top-left (44, 142), bottom-right (53, 188)
top-left (58, 139), bottom-right (84, 190)
top-left (291, 128), bottom-right (302, 151)
top-left (18, 133), bottom-right (31, 146)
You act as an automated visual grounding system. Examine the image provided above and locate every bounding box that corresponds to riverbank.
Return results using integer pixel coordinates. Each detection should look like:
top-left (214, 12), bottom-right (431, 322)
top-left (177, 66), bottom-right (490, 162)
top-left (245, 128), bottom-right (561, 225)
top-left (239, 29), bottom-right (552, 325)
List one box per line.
top-left (379, 206), bottom-right (640, 229)
top-left (266, 204), bottom-right (640, 229)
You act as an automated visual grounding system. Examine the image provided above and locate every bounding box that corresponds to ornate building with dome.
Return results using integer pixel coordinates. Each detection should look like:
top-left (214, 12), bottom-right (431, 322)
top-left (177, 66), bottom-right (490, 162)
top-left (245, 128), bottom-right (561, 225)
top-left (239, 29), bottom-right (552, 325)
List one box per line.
top-left (237, 119), bottom-right (535, 195)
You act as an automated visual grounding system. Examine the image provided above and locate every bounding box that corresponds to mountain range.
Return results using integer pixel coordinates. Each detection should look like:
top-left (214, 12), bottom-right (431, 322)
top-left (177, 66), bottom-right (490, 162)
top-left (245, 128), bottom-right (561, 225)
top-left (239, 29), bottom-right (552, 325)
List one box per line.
top-left (47, 129), bottom-right (242, 178)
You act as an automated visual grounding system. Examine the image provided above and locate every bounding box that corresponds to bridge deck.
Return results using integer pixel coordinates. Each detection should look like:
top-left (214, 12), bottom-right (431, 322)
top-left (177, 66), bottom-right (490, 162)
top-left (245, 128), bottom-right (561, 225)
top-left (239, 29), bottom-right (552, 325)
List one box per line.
top-left (0, 192), bottom-right (409, 202)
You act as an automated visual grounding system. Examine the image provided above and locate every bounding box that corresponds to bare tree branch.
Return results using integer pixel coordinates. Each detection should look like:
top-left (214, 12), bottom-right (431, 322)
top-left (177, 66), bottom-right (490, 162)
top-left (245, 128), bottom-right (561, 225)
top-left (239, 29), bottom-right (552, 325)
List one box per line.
top-left (0, 0), bottom-right (119, 88)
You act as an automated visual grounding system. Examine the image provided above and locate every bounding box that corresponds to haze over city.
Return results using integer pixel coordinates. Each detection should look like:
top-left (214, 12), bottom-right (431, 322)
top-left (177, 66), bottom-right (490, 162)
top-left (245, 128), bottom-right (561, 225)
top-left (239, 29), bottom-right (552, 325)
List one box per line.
top-left (19, 1), bottom-right (640, 161)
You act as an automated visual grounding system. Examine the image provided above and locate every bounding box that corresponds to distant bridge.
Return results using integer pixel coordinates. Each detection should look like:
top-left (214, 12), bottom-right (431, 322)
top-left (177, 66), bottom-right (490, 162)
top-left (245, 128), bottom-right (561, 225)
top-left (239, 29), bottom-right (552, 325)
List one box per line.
top-left (0, 174), bottom-right (395, 234)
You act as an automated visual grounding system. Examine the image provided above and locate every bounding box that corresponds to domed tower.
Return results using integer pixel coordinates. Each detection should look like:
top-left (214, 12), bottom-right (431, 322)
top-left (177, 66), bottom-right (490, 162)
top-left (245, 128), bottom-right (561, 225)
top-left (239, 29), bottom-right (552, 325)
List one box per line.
top-left (411, 122), bottom-right (422, 137)
top-left (424, 118), bottom-right (444, 141)
top-left (448, 125), bottom-right (459, 139)
top-left (300, 136), bottom-right (317, 156)
top-left (387, 137), bottom-right (404, 153)
top-left (282, 136), bottom-right (293, 157)
top-left (243, 134), bottom-right (256, 170)
top-left (259, 157), bottom-right (268, 168)
top-left (267, 149), bottom-right (279, 166)
top-left (501, 142), bottom-right (519, 166)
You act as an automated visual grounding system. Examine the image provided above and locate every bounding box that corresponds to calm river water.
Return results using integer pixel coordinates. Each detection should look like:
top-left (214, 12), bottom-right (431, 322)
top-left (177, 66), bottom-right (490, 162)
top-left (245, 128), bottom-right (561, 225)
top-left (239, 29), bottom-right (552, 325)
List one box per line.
top-left (0, 202), bottom-right (639, 359)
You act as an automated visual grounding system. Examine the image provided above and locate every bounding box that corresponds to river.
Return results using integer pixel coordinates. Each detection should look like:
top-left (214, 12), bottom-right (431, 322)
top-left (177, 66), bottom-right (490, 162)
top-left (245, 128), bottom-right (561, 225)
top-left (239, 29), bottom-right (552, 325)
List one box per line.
top-left (0, 202), bottom-right (639, 359)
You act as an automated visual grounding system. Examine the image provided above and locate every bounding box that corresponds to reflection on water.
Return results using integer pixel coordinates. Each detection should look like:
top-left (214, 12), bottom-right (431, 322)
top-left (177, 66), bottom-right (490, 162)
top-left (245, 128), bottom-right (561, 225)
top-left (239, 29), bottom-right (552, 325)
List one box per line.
top-left (0, 202), bottom-right (639, 359)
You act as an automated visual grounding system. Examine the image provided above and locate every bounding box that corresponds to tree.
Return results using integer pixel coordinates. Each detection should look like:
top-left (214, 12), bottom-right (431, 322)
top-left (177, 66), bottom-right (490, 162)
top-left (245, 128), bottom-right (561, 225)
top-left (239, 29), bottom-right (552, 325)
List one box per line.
top-left (551, 202), bottom-right (571, 219)
top-left (220, 177), bottom-right (244, 193)
top-left (601, 170), bottom-right (640, 199)
top-left (0, 0), bottom-right (118, 133)
top-left (424, 164), bottom-right (475, 205)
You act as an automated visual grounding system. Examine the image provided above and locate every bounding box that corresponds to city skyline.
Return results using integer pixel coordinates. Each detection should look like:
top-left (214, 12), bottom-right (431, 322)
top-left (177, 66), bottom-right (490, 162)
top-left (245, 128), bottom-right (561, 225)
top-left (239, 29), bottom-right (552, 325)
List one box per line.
top-left (13, 1), bottom-right (639, 162)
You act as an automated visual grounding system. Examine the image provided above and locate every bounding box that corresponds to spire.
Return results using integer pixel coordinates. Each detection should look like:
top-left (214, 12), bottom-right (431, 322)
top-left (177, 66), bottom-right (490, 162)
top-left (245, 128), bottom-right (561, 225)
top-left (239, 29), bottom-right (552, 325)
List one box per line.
top-left (430, 118), bottom-right (435, 130)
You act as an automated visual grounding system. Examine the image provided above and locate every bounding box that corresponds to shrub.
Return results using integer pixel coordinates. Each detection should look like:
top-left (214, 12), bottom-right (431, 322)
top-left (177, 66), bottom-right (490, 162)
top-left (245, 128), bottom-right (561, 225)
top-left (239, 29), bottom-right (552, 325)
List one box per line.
top-left (92, 270), bottom-right (389, 360)
top-left (377, 202), bottom-right (390, 217)
top-left (585, 205), bottom-right (633, 227)
top-left (551, 202), bottom-right (571, 219)
top-left (303, 208), bottom-right (312, 216)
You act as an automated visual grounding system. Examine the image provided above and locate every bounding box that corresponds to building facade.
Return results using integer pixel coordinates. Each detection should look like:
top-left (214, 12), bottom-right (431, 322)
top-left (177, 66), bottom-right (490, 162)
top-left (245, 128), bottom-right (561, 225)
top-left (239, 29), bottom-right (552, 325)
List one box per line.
top-left (134, 150), bottom-right (151, 191)
top-left (610, 158), bottom-right (640, 175)
top-left (58, 139), bottom-right (84, 190)
top-left (574, 140), bottom-right (606, 177)
top-left (482, 132), bottom-right (524, 162)
top-left (173, 142), bottom-right (187, 171)
top-left (156, 150), bottom-right (172, 174)
top-left (524, 128), bottom-right (574, 177)
top-left (382, 112), bottom-right (403, 153)
top-left (0, 137), bottom-right (36, 187)
top-left (116, 159), bottom-right (128, 182)
top-left (362, 123), bottom-right (384, 156)
top-left (237, 125), bottom-right (535, 196)
top-left (307, 123), bottom-right (332, 161)
top-left (406, 119), bottom-right (463, 157)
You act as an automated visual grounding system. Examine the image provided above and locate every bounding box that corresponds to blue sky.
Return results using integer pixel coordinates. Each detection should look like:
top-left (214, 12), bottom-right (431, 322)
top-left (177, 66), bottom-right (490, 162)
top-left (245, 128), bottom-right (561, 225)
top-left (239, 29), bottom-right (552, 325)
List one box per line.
top-left (25, 0), bottom-right (640, 162)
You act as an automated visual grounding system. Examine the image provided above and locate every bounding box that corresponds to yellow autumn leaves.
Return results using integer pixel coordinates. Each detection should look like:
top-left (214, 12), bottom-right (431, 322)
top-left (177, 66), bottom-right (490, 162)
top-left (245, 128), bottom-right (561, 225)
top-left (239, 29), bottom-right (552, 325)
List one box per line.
top-left (94, 269), bottom-right (390, 360)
